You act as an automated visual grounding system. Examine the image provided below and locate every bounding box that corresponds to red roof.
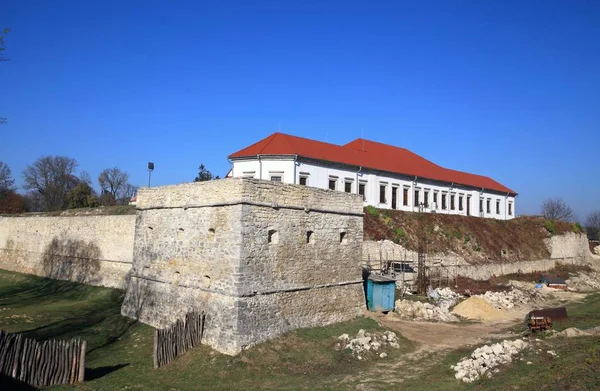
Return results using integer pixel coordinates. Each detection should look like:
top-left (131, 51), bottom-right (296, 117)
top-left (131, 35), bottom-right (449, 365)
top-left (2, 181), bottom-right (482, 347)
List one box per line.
top-left (229, 133), bottom-right (516, 195)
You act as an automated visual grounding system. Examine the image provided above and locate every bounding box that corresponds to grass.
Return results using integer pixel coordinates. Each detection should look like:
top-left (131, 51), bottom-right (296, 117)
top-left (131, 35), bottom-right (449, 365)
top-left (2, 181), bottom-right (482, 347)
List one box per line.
top-left (0, 269), bottom-right (413, 390)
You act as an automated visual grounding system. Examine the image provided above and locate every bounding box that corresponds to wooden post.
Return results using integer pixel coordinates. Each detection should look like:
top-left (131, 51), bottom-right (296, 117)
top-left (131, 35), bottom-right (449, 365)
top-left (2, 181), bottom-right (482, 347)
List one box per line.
top-left (153, 328), bottom-right (158, 369)
top-left (77, 340), bottom-right (86, 383)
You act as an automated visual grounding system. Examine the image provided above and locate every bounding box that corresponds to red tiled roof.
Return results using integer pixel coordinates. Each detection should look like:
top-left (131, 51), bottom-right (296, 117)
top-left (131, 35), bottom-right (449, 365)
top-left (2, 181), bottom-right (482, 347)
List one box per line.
top-left (229, 133), bottom-right (516, 195)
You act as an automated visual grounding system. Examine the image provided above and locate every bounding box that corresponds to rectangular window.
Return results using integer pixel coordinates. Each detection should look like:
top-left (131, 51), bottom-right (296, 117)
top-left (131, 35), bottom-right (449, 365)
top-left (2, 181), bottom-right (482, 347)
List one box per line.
top-left (496, 200), bottom-right (501, 214)
top-left (487, 199), bottom-right (491, 214)
top-left (379, 184), bottom-right (387, 204)
top-left (328, 178), bottom-right (337, 191)
top-left (403, 188), bottom-right (409, 206)
top-left (442, 193), bottom-right (447, 210)
top-left (508, 202), bottom-right (513, 216)
top-left (391, 187), bottom-right (398, 209)
top-left (451, 194), bottom-right (455, 210)
top-left (433, 192), bottom-right (438, 208)
top-left (344, 180), bottom-right (352, 193)
top-left (479, 199), bottom-right (483, 213)
top-left (299, 175), bottom-right (308, 186)
top-left (270, 176), bottom-right (282, 182)
top-left (359, 182), bottom-right (366, 201)
top-left (424, 190), bottom-right (429, 208)
top-left (458, 195), bottom-right (463, 211)
top-left (414, 190), bottom-right (419, 207)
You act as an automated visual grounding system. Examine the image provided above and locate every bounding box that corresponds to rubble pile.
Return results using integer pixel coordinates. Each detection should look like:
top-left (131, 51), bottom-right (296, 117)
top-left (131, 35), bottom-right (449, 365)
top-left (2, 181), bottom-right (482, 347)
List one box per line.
top-left (428, 287), bottom-right (462, 311)
top-left (452, 339), bottom-right (529, 383)
top-left (476, 288), bottom-right (536, 310)
top-left (395, 299), bottom-right (459, 322)
top-left (566, 272), bottom-right (600, 292)
top-left (336, 329), bottom-right (400, 359)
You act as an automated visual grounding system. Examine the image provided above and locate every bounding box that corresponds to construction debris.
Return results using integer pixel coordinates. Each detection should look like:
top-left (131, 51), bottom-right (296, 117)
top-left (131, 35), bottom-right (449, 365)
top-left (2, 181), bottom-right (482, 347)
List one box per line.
top-left (552, 326), bottom-right (600, 338)
top-left (452, 339), bottom-right (529, 383)
top-left (395, 299), bottom-right (459, 323)
top-left (476, 287), bottom-right (538, 310)
top-left (451, 297), bottom-right (508, 322)
top-left (336, 329), bottom-right (400, 358)
top-left (566, 271), bottom-right (600, 292)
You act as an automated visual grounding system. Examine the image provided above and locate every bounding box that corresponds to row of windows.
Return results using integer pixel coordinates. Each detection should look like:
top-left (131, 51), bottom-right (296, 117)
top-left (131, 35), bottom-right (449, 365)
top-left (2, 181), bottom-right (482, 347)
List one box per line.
top-left (257, 171), bottom-right (514, 216)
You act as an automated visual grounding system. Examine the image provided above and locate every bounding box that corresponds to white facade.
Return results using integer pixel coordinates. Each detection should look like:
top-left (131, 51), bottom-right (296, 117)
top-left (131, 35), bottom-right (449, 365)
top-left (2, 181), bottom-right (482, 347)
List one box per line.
top-left (229, 156), bottom-right (516, 220)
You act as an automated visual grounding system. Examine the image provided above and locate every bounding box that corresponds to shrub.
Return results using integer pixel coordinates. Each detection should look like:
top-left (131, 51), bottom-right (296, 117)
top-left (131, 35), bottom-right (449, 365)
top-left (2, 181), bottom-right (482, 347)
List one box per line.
top-left (365, 206), bottom-right (379, 218)
top-left (463, 234), bottom-right (471, 244)
top-left (572, 222), bottom-right (584, 234)
top-left (544, 220), bottom-right (555, 234)
top-left (453, 231), bottom-right (462, 239)
top-left (394, 227), bottom-right (406, 243)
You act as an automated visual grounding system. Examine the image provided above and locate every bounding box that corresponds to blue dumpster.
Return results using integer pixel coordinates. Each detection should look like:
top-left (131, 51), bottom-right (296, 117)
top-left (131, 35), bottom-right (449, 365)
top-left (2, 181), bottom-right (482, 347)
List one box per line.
top-left (366, 274), bottom-right (396, 312)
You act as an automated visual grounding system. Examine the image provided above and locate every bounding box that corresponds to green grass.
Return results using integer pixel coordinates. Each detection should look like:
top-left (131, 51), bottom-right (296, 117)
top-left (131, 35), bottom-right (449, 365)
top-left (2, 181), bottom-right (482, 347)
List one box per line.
top-left (0, 270), bottom-right (413, 390)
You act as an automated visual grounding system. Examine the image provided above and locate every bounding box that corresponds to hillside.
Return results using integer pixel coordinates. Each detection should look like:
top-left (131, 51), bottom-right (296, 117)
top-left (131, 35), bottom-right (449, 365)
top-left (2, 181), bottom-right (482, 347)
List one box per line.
top-left (363, 207), bottom-right (584, 263)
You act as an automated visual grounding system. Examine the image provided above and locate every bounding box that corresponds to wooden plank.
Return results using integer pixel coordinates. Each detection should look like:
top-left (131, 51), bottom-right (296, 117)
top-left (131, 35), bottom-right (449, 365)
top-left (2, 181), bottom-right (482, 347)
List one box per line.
top-left (70, 340), bottom-right (77, 384)
top-left (78, 340), bottom-right (86, 383)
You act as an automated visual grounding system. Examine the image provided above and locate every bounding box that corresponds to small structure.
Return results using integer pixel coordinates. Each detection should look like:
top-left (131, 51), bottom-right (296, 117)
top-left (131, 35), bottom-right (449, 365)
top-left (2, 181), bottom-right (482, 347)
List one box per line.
top-left (366, 274), bottom-right (396, 312)
top-left (540, 276), bottom-right (568, 290)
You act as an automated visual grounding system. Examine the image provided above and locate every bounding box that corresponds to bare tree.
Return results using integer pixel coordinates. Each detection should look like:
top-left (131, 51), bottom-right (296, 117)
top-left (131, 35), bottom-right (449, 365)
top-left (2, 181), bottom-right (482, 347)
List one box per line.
top-left (120, 184), bottom-right (138, 205)
top-left (587, 211), bottom-right (600, 241)
top-left (22, 156), bottom-right (79, 211)
top-left (98, 167), bottom-right (129, 201)
top-left (541, 198), bottom-right (575, 221)
top-left (0, 161), bottom-right (15, 191)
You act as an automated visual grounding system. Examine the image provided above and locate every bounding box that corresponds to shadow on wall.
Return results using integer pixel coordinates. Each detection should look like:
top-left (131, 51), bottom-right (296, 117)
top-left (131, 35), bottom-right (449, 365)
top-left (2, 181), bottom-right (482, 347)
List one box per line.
top-left (42, 236), bottom-right (102, 285)
top-left (121, 274), bottom-right (151, 320)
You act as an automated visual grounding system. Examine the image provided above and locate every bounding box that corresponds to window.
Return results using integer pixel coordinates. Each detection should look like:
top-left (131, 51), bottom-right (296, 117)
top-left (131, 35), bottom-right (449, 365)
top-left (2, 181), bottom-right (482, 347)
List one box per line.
top-left (270, 176), bottom-right (282, 182)
top-left (508, 202), bottom-right (513, 216)
top-left (379, 184), bottom-right (387, 204)
top-left (424, 190), bottom-right (429, 208)
top-left (458, 195), bottom-right (463, 211)
top-left (299, 176), bottom-right (308, 186)
top-left (403, 187), bottom-right (409, 206)
top-left (328, 178), bottom-right (337, 191)
top-left (496, 200), bottom-right (501, 214)
top-left (344, 180), bottom-right (352, 193)
top-left (268, 230), bottom-right (279, 244)
top-left (442, 193), bottom-right (447, 210)
top-left (414, 190), bottom-right (419, 207)
top-left (479, 199), bottom-right (483, 213)
top-left (433, 192), bottom-right (438, 207)
top-left (486, 199), bottom-right (491, 214)
top-left (391, 187), bottom-right (398, 209)
top-left (359, 182), bottom-right (366, 201)
top-left (451, 194), bottom-right (455, 210)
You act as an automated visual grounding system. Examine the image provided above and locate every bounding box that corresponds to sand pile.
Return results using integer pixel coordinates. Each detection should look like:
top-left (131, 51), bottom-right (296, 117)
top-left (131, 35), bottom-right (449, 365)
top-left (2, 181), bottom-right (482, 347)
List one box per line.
top-left (452, 297), bottom-right (508, 321)
top-left (554, 326), bottom-right (600, 338)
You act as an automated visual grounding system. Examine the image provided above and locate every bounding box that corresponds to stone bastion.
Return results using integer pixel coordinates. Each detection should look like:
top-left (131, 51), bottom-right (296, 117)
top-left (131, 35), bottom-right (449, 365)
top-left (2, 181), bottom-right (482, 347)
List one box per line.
top-left (120, 178), bottom-right (365, 355)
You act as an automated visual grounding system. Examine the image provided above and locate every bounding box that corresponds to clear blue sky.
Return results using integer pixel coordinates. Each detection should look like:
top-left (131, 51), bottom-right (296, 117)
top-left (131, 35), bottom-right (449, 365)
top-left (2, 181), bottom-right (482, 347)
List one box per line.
top-left (1, 1), bottom-right (599, 220)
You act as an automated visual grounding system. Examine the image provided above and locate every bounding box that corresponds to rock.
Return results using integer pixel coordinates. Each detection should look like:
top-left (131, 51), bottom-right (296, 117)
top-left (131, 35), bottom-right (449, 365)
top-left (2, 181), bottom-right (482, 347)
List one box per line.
top-left (338, 334), bottom-right (349, 341)
top-left (452, 339), bottom-right (529, 382)
top-left (379, 352), bottom-right (388, 359)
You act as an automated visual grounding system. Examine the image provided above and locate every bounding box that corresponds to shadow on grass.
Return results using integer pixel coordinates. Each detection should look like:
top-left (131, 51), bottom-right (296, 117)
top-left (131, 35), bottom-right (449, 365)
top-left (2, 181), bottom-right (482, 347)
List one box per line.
top-left (0, 278), bottom-right (90, 307)
top-left (85, 363), bottom-right (130, 381)
top-left (0, 373), bottom-right (38, 390)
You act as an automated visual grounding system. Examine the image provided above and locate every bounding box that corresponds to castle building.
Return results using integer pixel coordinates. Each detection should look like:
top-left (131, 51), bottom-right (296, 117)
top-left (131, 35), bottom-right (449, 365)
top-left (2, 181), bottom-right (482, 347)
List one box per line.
top-left (228, 132), bottom-right (517, 220)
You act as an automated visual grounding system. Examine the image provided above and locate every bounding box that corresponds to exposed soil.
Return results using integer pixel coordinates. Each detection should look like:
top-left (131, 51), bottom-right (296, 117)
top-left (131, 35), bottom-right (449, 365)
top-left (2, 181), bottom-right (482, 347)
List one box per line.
top-left (364, 208), bottom-right (580, 263)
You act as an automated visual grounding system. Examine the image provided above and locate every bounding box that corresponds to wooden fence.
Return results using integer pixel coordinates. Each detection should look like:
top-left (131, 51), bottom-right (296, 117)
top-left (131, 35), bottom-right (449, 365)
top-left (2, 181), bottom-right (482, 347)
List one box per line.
top-left (0, 330), bottom-right (86, 387)
top-left (153, 311), bottom-right (205, 368)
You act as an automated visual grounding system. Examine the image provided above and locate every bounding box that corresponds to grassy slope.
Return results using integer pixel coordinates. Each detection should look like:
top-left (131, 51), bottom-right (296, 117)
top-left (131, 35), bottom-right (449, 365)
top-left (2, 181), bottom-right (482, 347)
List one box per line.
top-left (0, 270), bottom-right (412, 391)
top-left (363, 207), bottom-right (582, 263)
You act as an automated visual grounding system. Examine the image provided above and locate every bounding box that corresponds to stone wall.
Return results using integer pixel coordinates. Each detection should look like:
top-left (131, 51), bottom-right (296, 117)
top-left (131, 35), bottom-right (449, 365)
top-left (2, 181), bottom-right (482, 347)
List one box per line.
top-left (0, 215), bottom-right (136, 288)
top-left (364, 232), bottom-right (592, 282)
top-left (121, 178), bottom-right (365, 355)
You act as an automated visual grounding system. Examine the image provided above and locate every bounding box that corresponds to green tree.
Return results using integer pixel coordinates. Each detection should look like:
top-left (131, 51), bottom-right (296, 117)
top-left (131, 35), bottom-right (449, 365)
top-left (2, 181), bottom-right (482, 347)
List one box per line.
top-left (194, 164), bottom-right (215, 182)
top-left (66, 182), bottom-right (99, 209)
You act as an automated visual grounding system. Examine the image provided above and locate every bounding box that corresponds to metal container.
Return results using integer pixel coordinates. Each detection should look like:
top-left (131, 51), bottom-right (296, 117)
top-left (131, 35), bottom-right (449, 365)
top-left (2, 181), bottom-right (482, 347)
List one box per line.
top-left (366, 274), bottom-right (396, 312)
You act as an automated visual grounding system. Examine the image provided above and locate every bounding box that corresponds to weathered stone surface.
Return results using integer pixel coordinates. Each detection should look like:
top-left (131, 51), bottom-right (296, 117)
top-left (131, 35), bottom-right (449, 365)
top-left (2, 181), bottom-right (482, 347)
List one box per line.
top-left (0, 215), bottom-right (135, 288)
top-left (121, 178), bottom-right (365, 355)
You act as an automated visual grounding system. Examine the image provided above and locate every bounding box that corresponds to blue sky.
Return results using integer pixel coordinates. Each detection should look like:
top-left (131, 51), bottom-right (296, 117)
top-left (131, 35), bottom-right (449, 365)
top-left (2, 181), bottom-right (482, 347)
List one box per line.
top-left (1, 1), bottom-right (599, 220)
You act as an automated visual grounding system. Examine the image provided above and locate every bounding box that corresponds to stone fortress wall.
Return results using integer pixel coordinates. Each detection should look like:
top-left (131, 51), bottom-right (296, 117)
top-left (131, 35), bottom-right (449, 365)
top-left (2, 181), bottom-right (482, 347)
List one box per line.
top-left (120, 178), bottom-right (365, 355)
top-left (0, 215), bottom-right (135, 288)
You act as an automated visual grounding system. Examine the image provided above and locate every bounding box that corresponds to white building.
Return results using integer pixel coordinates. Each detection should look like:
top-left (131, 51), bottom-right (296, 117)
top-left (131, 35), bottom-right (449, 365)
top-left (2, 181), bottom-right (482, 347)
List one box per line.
top-left (227, 133), bottom-right (517, 220)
